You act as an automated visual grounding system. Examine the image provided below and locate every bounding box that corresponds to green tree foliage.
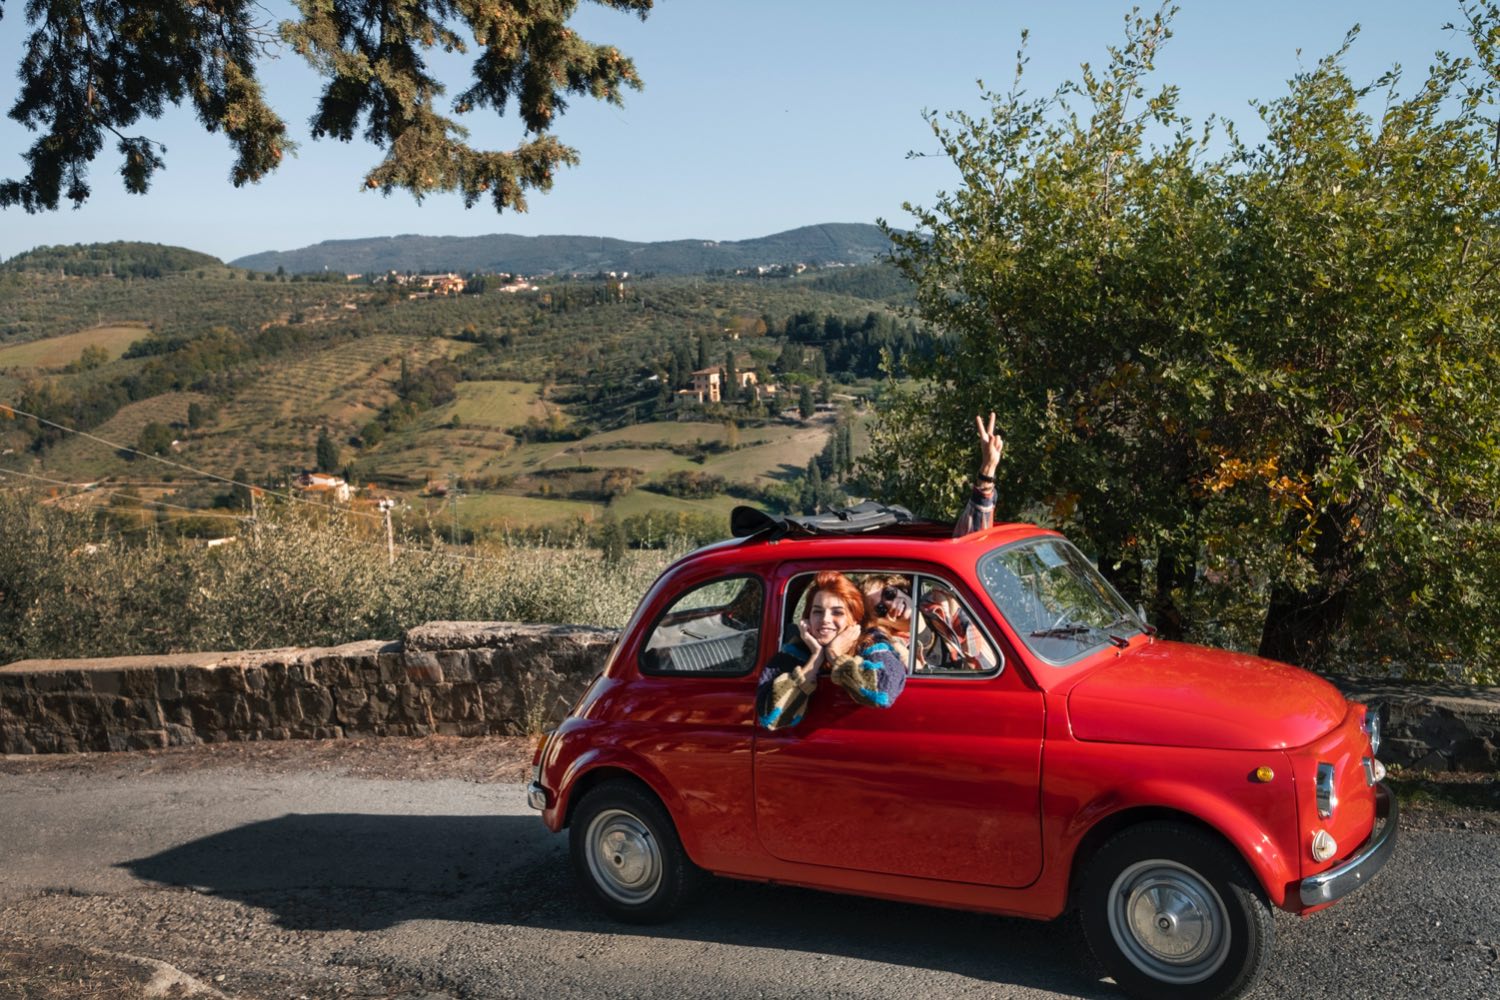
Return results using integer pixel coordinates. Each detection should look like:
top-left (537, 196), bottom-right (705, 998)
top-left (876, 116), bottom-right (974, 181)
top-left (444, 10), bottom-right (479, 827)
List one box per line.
top-left (315, 427), bottom-right (340, 473)
top-left (135, 421), bottom-right (173, 457)
top-left (798, 382), bottom-right (815, 420)
top-left (871, 4), bottom-right (1500, 680)
top-left (1, 1), bottom-right (651, 213)
top-left (1, 241), bottom-right (221, 276)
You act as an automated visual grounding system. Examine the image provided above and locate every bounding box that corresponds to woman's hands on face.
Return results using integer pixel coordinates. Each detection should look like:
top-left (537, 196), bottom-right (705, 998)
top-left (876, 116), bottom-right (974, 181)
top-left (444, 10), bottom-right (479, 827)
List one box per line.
top-left (826, 621), bottom-right (863, 660)
top-left (797, 617), bottom-right (821, 653)
top-left (976, 411), bottom-right (1004, 478)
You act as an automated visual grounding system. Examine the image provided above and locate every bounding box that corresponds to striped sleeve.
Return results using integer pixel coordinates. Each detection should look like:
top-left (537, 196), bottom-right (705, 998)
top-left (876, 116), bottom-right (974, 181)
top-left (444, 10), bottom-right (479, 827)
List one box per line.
top-left (756, 643), bottom-right (814, 730)
top-left (831, 631), bottom-right (909, 710)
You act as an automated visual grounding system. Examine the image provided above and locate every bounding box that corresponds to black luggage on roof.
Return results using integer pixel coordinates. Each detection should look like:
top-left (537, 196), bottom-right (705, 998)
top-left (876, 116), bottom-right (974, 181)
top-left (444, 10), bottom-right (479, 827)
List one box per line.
top-left (730, 501), bottom-right (938, 540)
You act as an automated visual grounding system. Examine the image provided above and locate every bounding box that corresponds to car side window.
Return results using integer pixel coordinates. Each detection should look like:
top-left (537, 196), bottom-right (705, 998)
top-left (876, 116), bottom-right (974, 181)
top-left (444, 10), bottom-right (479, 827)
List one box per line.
top-left (640, 576), bottom-right (763, 676)
top-left (911, 574), bottom-right (1002, 675)
top-left (782, 570), bottom-right (924, 675)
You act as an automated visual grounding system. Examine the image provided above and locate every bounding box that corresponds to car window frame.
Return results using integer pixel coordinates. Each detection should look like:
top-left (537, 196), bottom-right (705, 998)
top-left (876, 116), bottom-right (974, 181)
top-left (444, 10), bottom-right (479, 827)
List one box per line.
top-left (778, 566), bottom-right (1004, 681)
top-left (637, 572), bottom-right (765, 678)
top-left (975, 535), bottom-right (1143, 668)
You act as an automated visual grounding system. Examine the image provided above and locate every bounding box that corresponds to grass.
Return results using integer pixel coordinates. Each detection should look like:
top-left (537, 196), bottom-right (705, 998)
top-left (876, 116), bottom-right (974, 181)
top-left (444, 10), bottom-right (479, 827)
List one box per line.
top-left (39, 392), bottom-right (216, 478)
top-left (0, 322), bottom-right (150, 369)
top-left (436, 379), bottom-right (546, 430)
top-left (609, 489), bottom-right (741, 521)
top-left (442, 491), bottom-right (604, 529)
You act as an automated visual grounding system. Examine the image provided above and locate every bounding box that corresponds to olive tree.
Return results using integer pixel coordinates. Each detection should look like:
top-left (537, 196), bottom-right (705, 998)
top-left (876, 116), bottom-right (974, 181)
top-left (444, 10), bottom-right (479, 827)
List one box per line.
top-left (871, 4), bottom-right (1500, 680)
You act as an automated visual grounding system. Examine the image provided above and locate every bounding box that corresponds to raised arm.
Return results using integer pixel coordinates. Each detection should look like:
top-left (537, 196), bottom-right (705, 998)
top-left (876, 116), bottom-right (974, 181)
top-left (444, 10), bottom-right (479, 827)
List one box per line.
top-left (953, 412), bottom-right (1003, 537)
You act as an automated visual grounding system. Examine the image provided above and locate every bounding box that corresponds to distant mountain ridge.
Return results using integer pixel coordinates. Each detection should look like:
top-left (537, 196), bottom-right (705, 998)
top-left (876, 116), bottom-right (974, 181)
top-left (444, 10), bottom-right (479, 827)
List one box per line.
top-left (229, 223), bottom-right (892, 275)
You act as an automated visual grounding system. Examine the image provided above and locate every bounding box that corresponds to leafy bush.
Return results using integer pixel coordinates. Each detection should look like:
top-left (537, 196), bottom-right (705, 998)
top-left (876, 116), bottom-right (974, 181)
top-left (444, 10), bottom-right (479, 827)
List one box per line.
top-left (0, 495), bottom-right (679, 663)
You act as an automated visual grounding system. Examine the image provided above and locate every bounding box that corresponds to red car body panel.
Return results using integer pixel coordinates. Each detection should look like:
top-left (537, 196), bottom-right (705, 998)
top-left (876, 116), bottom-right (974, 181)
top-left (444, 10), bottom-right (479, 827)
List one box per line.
top-left (536, 522), bottom-right (1385, 921)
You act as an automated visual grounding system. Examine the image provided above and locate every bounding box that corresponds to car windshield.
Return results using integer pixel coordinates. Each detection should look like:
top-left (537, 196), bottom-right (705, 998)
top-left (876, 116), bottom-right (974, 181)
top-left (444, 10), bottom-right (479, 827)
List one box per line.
top-left (976, 537), bottom-right (1144, 665)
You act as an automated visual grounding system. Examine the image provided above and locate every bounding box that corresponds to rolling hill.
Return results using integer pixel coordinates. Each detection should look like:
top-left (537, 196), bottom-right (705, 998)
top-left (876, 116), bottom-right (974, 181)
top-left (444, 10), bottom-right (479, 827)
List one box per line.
top-left (229, 223), bottom-right (893, 275)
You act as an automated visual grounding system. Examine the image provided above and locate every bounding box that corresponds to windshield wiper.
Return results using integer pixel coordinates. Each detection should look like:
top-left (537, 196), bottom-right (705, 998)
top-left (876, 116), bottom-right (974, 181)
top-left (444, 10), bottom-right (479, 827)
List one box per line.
top-left (1031, 623), bottom-right (1130, 648)
top-left (1029, 624), bottom-right (1097, 640)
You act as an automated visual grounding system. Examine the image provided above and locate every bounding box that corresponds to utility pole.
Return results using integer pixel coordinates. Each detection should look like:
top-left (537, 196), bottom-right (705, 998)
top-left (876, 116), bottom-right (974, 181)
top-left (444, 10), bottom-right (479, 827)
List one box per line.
top-left (378, 498), bottom-right (396, 564)
top-left (448, 472), bottom-right (460, 546)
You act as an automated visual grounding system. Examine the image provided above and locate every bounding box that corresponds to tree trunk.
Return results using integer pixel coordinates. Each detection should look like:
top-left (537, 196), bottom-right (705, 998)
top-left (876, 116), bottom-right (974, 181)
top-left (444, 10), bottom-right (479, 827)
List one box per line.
top-left (1258, 583), bottom-right (1348, 666)
top-left (1257, 509), bottom-right (1357, 666)
top-left (1152, 547), bottom-right (1195, 641)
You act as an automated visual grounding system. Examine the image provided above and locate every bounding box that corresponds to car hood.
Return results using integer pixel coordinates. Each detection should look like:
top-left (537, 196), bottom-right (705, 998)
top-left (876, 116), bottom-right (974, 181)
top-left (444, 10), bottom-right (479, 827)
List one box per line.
top-left (1067, 641), bottom-right (1348, 750)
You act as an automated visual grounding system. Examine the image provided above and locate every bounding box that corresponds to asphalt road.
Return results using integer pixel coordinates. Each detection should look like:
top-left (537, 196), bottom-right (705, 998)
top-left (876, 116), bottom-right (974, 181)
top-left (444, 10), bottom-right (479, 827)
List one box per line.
top-left (0, 750), bottom-right (1496, 999)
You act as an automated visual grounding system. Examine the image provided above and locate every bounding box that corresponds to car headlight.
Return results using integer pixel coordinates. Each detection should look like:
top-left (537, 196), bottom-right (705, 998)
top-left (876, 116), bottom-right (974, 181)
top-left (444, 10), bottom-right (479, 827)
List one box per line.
top-left (1316, 762), bottom-right (1338, 819)
top-left (1363, 709), bottom-right (1382, 757)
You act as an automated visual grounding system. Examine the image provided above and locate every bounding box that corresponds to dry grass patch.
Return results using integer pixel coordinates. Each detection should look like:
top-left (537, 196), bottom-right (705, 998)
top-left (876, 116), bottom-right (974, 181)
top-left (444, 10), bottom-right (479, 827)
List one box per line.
top-left (0, 323), bottom-right (150, 370)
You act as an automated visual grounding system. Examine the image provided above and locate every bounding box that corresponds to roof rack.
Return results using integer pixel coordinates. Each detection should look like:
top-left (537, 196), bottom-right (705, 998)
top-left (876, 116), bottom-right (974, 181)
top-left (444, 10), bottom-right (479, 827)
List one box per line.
top-left (730, 501), bottom-right (945, 540)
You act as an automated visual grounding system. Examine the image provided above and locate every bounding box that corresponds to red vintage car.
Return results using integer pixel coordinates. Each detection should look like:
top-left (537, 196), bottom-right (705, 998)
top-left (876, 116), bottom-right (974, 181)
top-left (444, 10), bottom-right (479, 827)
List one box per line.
top-left (529, 512), bottom-right (1396, 1000)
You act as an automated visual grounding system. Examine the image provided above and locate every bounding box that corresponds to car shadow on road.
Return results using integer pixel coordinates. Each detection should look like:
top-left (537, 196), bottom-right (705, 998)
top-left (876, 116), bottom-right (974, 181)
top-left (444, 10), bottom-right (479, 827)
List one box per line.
top-left (122, 812), bottom-right (1115, 997)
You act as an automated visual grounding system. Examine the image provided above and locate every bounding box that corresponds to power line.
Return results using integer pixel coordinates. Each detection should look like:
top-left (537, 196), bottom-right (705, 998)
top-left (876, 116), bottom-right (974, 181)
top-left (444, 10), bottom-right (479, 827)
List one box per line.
top-left (0, 405), bottom-right (585, 570)
top-left (0, 402), bottom-right (386, 522)
top-left (0, 467), bottom-right (254, 522)
top-left (0, 463), bottom-right (513, 568)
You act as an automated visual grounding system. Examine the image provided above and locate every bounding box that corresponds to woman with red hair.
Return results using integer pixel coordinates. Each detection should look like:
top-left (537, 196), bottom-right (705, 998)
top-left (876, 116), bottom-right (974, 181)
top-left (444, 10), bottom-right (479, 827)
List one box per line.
top-left (755, 570), bottom-right (908, 730)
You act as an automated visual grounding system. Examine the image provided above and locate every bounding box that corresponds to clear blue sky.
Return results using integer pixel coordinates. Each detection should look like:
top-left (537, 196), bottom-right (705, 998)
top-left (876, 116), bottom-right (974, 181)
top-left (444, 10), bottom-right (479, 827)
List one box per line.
top-left (0, 1), bottom-right (1458, 264)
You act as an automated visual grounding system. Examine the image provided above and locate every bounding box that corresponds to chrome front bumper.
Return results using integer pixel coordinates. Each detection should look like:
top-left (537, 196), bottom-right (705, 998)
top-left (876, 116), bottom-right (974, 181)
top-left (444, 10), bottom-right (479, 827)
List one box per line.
top-left (1299, 781), bottom-right (1398, 907)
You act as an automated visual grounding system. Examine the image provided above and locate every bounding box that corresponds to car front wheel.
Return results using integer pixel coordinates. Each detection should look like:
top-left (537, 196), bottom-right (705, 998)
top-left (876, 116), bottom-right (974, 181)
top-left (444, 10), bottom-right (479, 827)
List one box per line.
top-left (1079, 822), bottom-right (1274, 1000)
top-left (569, 779), bottom-right (700, 923)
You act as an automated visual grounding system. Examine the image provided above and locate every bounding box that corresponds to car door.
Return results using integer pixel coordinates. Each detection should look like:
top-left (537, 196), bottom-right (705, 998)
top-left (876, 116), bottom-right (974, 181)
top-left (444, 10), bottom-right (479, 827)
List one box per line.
top-left (752, 563), bottom-right (1046, 888)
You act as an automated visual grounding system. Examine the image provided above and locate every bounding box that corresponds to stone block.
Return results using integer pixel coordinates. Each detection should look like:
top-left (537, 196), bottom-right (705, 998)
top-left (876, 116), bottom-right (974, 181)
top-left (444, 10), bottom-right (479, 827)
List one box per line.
top-left (89, 670), bottom-right (123, 697)
top-left (1412, 749), bottom-right (1450, 771)
top-left (29, 670), bottom-right (89, 694)
top-left (125, 730), bottom-right (167, 751)
top-left (183, 668), bottom-right (216, 697)
top-left (376, 653), bottom-right (405, 684)
top-left (153, 669), bottom-right (182, 701)
top-left (404, 652), bottom-right (443, 684)
top-left (38, 692), bottom-right (77, 725)
top-left (165, 723), bottom-right (199, 746)
top-left (120, 668), bottom-right (158, 699)
top-left (0, 724), bottom-right (33, 754)
top-left (1453, 737), bottom-right (1499, 772)
top-left (334, 687), bottom-right (369, 724)
top-left (439, 652), bottom-right (476, 684)
top-left (296, 687), bottom-right (334, 723)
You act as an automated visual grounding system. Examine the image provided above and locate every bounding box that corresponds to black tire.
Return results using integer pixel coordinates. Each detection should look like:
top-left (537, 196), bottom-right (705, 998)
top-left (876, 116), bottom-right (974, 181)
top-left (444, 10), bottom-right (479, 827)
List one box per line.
top-left (1078, 822), bottom-right (1274, 1000)
top-left (569, 780), bottom-right (701, 923)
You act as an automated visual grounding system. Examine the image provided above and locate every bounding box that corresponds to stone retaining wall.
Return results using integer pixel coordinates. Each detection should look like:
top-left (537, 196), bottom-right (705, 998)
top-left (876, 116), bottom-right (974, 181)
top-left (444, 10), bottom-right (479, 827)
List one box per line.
top-left (1, 623), bottom-right (1496, 771)
top-left (0, 623), bottom-right (615, 755)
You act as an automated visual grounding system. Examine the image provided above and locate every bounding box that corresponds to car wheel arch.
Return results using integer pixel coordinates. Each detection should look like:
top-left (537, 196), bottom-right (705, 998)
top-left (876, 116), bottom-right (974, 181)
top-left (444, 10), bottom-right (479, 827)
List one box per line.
top-left (558, 757), bottom-right (692, 843)
top-left (1064, 795), bottom-right (1290, 909)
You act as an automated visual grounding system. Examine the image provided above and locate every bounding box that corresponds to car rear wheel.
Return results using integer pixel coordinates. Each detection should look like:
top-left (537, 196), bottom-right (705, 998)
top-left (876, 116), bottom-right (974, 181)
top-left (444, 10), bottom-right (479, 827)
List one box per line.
top-left (1079, 822), bottom-right (1274, 1000)
top-left (570, 780), bottom-right (700, 923)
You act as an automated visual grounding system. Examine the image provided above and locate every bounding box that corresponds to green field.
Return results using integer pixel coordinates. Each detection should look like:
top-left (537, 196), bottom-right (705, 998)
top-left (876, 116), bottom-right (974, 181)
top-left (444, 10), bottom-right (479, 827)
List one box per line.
top-left (0, 323), bottom-right (150, 370)
top-left (436, 380), bottom-right (546, 430)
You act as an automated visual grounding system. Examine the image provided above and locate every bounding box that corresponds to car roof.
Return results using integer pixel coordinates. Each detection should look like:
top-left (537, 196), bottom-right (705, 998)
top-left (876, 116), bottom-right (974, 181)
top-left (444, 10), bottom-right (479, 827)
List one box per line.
top-left (665, 521), bottom-right (1059, 579)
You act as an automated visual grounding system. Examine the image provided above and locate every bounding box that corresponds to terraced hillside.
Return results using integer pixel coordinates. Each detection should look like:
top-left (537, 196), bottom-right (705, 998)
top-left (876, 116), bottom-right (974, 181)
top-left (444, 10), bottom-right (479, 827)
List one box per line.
top-left (3, 257), bottom-right (905, 538)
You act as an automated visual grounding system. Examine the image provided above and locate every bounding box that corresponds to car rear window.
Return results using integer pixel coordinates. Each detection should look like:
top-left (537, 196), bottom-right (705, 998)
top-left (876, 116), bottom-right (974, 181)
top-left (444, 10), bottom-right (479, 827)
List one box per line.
top-left (639, 575), bottom-right (763, 676)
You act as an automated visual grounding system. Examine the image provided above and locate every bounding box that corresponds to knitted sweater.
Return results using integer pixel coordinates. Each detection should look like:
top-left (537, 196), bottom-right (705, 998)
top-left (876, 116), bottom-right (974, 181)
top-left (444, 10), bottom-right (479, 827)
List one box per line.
top-left (755, 628), bottom-right (910, 731)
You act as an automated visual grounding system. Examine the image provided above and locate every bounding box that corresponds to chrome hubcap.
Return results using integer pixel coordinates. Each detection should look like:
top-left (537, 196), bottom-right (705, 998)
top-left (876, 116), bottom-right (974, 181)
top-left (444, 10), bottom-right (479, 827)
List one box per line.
top-left (1107, 860), bottom-right (1229, 985)
top-left (585, 808), bottom-right (662, 905)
